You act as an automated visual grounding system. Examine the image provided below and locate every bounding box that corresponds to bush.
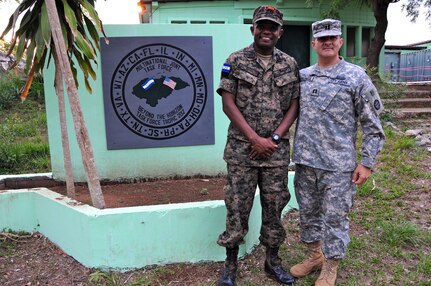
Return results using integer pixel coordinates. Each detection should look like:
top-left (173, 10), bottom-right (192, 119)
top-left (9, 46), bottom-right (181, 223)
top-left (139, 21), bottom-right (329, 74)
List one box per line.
top-left (28, 74), bottom-right (45, 104)
top-left (0, 71), bottom-right (22, 110)
top-left (0, 142), bottom-right (50, 174)
top-left (0, 70), bottom-right (45, 110)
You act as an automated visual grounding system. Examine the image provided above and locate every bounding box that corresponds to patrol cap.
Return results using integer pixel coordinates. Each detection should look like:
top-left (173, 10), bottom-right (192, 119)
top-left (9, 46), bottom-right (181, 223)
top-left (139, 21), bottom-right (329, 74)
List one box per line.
top-left (312, 19), bottom-right (342, 38)
top-left (252, 5), bottom-right (284, 26)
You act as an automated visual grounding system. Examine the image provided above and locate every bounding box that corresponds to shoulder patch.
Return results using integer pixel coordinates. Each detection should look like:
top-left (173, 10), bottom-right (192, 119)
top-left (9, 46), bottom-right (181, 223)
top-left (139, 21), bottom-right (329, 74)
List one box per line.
top-left (221, 63), bottom-right (231, 79)
top-left (374, 99), bottom-right (381, 111)
top-left (363, 87), bottom-right (384, 114)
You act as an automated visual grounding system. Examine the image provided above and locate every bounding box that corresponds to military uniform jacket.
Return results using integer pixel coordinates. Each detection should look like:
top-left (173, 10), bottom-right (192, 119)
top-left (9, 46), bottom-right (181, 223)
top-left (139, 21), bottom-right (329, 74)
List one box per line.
top-left (217, 44), bottom-right (299, 167)
top-left (292, 59), bottom-right (385, 171)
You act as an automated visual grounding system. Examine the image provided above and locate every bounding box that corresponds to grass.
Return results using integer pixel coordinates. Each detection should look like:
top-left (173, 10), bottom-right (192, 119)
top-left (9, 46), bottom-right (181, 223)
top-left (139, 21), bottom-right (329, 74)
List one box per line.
top-left (0, 72), bottom-right (50, 175)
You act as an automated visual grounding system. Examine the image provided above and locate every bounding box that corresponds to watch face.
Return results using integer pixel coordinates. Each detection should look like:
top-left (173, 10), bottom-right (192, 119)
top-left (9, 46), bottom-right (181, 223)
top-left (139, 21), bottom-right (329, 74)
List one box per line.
top-left (272, 133), bottom-right (280, 142)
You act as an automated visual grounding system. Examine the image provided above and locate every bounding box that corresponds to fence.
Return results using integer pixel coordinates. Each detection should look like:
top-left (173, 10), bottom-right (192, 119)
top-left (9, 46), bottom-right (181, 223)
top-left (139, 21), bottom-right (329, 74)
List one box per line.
top-left (384, 49), bottom-right (431, 82)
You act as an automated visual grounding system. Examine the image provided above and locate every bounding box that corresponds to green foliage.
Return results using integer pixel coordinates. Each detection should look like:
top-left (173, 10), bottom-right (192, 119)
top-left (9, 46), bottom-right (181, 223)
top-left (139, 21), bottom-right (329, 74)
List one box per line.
top-left (403, 0), bottom-right (431, 23)
top-left (0, 70), bottom-right (45, 110)
top-left (88, 271), bottom-right (122, 286)
top-left (305, 0), bottom-right (371, 19)
top-left (417, 252), bottom-right (431, 275)
top-left (0, 142), bottom-right (50, 174)
top-left (394, 135), bottom-right (416, 150)
top-left (0, 71), bottom-right (22, 109)
top-left (0, 97), bottom-right (50, 174)
top-left (379, 221), bottom-right (423, 247)
top-left (1, 0), bottom-right (107, 94)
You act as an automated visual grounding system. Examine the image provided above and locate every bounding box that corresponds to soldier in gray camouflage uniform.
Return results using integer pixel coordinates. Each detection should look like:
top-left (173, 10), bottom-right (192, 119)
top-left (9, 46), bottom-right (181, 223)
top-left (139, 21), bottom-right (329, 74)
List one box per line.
top-left (216, 5), bottom-right (299, 286)
top-left (290, 19), bottom-right (385, 286)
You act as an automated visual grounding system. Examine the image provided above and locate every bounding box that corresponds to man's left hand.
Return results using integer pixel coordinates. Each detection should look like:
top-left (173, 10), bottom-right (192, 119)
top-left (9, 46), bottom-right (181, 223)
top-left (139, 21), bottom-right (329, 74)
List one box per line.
top-left (352, 164), bottom-right (371, 185)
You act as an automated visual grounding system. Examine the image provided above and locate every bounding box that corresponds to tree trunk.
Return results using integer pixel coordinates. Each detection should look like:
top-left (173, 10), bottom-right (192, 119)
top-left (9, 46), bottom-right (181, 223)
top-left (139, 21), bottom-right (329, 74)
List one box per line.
top-left (367, 0), bottom-right (392, 81)
top-left (53, 51), bottom-right (76, 199)
top-left (45, 0), bottom-right (105, 209)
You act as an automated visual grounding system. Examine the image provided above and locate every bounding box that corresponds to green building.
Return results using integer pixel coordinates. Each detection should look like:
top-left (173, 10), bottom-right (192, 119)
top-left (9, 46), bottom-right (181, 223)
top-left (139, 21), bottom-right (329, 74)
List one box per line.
top-left (140, 0), bottom-right (384, 70)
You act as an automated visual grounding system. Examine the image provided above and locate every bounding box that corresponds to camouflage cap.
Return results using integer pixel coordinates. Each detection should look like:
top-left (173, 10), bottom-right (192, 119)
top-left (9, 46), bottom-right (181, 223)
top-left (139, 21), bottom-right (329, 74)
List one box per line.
top-left (253, 5), bottom-right (283, 26)
top-left (312, 19), bottom-right (342, 38)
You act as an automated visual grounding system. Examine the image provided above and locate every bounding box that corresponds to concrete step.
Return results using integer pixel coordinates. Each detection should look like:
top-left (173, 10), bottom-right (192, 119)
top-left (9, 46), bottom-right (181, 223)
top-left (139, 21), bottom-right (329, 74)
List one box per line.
top-left (380, 82), bottom-right (431, 99)
top-left (384, 98), bottom-right (431, 108)
top-left (403, 90), bottom-right (431, 98)
top-left (405, 82), bottom-right (431, 91)
top-left (380, 90), bottom-right (431, 99)
top-left (395, 107), bottom-right (431, 119)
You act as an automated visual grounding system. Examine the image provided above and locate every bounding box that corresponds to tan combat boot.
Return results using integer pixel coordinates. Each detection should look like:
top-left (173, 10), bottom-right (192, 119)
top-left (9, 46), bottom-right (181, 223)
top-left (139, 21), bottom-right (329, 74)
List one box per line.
top-left (315, 259), bottom-right (339, 286)
top-left (290, 241), bottom-right (324, 277)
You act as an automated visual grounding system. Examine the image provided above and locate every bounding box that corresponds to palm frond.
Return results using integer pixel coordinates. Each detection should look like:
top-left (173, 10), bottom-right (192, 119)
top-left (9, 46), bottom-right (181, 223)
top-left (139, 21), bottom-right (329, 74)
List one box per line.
top-left (1, 0), bottom-right (107, 99)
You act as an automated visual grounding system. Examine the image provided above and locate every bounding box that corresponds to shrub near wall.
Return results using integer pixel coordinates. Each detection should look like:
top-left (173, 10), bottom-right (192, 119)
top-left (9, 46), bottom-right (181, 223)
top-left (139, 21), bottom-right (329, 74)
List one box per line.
top-left (0, 71), bottom-right (50, 174)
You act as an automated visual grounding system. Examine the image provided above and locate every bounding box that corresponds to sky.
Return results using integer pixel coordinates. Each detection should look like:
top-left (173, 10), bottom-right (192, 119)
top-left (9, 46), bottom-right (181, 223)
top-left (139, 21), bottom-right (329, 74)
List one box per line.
top-left (0, 0), bottom-right (430, 46)
top-left (385, 0), bottom-right (431, 45)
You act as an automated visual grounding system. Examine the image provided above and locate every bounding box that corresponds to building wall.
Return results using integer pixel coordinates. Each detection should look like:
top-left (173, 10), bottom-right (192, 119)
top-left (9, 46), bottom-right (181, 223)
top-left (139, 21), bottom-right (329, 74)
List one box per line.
top-left (45, 24), bottom-right (251, 181)
top-left (149, 0), bottom-right (383, 70)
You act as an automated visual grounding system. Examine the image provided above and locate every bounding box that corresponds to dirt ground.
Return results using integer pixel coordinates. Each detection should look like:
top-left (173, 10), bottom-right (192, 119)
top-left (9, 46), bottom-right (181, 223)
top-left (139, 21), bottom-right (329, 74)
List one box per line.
top-left (49, 176), bottom-right (227, 208)
top-left (1, 118), bottom-right (430, 286)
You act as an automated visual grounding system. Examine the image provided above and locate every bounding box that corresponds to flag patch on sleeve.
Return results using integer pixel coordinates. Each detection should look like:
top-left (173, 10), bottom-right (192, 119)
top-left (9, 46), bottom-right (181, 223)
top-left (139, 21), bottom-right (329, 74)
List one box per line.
top-left (221, 63), bottom-right (231, 78)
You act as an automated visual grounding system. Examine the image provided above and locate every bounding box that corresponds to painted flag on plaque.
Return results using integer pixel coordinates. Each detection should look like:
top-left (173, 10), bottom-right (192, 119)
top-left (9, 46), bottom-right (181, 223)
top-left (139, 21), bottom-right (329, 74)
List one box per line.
top-left (141, 78), bottom-right (155, 90)
top-left (163, 77), bottom-right (177, 90)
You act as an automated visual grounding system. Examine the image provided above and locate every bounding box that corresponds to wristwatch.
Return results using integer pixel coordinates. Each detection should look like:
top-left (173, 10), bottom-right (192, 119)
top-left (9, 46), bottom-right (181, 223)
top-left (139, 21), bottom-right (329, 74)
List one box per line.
top-left (271, 132), bottom-right (281, 144)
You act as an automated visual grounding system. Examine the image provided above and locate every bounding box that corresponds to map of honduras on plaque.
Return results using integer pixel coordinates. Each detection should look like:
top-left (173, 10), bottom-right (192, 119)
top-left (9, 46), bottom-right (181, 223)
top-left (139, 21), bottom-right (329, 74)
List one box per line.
top-left (101, 36), bottom-right (214, 150)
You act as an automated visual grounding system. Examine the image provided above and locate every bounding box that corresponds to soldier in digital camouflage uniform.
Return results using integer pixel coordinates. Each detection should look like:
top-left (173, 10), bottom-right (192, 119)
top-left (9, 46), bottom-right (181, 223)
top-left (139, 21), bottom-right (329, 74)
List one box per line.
top-left (290, 19), bottom-right (385, 286)
top-left (216, 5), bottom-right (299, 286)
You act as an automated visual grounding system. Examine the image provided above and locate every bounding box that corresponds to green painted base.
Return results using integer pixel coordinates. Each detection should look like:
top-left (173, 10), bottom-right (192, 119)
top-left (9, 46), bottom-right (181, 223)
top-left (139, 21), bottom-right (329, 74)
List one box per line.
top-left (0, 172), bottom-right (297, 270)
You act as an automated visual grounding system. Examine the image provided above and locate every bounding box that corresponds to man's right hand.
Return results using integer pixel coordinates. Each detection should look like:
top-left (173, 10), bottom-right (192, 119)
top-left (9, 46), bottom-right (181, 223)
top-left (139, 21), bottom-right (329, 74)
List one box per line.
top-left (249, 136), bottom-right (277, 159)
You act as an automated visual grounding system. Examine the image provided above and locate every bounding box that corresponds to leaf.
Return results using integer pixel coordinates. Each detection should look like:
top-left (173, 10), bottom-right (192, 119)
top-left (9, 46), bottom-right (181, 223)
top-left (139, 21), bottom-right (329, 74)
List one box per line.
top-left (72, 49), bottom-right (96, 93)
top-left (34, 25), bottom-right (46, 63)
top-left (79, 0), bottom-right (109, 43)
top-left (84, 74), bottom-right (93, 94)
top-left (17, 10), bottom-right (34, 33)
top-left (83, 16), bottom-right (100, 50)
top-left (79, 0), bottom-right (100, 31)
top-left (1, 0), bottom-right (37, 39)
top-left (0, 5), bottom-right (20, 39)
top-left (70, 60), bottom-right (79, 89)
top-left (15, 35), bottom-right (27, 64)
top-left (40, 2), bottom-right (52, 47)
top-left (59, 19), bottom-right (70, 52)
top-left (25, 40), bottom-right (36, 71)
top-left (75, 31), bottom-right (96, 60)
top-left (37, 49), bottom-right (48, 73)
top-left (62, 0), bottom-right (79, 37)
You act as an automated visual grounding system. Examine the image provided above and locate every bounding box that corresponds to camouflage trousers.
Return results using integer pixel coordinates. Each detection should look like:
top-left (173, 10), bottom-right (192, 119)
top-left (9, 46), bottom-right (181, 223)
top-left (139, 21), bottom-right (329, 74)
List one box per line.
top-left (217, 164), bottom-right (291, 249)
top-left (294, 164), bottom-right (356, 260)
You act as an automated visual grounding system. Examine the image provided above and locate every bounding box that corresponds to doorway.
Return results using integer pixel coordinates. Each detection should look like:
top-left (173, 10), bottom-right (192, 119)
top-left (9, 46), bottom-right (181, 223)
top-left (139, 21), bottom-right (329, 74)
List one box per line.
top-left (276, 25), bottom-right (310, 69)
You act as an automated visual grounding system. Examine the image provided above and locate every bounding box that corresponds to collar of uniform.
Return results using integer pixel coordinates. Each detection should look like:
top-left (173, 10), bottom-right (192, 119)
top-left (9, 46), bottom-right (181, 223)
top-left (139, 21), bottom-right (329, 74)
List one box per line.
top-left (245, 44), bottom-right (282, 61)
top-left (311, 57), bottom-right (345, 78)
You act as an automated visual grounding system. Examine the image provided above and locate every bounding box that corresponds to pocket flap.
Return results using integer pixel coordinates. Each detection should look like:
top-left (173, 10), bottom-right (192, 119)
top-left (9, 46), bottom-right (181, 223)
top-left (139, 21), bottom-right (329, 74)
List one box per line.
top-left (233, 64), bottom-right (258, 85)
top-left (319, 87), bottom-right (341, 110)
top-left (274, 73), bottom-right (297, 87)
